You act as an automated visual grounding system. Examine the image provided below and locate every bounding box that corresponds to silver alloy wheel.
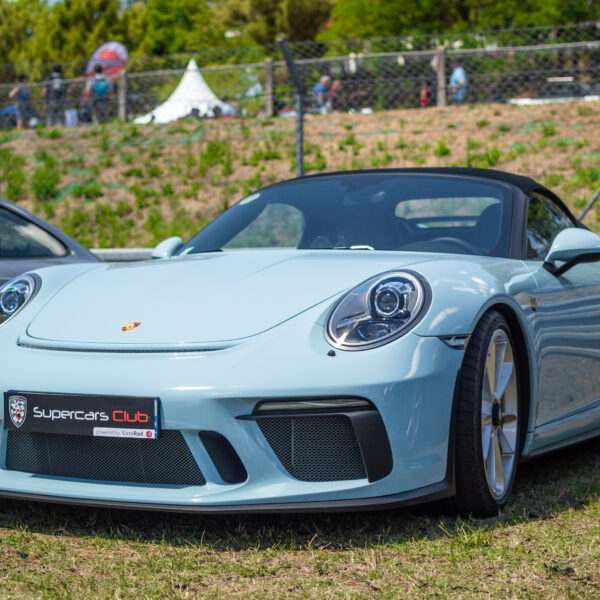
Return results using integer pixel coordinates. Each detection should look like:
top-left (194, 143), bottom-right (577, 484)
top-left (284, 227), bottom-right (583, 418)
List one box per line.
top-left (481, 328), bottom-right (518, 500)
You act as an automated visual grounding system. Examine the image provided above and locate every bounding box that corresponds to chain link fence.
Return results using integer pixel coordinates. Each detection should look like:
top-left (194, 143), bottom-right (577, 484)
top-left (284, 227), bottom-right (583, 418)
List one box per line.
top-left (0, 21), bottom-right (600, 128)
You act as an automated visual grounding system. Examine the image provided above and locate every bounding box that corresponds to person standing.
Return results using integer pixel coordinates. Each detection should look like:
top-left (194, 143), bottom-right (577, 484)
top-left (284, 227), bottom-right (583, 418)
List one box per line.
top-left (9, 74), bottom-right (32, 130)
top-left (42, 64), bottom-right (68, 126)
top-left (312, 75), bottom-right (331, 114)
top-left (90, 63), bottom-right (112, 123)
top-left (449, 59), bottom-right (467, 104)
top-left (421, 55), bottom-right (438, 107)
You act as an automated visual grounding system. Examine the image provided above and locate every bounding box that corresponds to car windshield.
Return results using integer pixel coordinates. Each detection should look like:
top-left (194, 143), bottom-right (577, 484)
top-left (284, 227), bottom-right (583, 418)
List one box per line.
top-left (181, 173), bottom-right (513, 257)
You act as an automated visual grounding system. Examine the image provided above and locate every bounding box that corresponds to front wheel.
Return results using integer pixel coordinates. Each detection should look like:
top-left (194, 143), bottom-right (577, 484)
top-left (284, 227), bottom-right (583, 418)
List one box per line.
top-left (454, 310), bottom-right (521, 517)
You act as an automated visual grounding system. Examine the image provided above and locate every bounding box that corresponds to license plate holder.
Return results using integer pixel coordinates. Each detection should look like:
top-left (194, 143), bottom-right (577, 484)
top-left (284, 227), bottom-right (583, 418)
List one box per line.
top-left (4, 391), bottom-right (160, 439)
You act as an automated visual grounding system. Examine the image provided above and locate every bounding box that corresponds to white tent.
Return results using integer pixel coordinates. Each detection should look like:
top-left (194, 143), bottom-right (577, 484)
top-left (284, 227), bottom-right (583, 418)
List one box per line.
top-left (135, 59), bottom-right (234, 124)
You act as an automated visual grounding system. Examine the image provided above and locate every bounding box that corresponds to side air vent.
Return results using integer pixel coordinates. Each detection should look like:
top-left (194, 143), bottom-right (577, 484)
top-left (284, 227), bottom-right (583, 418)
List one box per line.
top-left (198, 431), bottom-right (247, 484)
top-left (258, 415), bottom-right (367, 482)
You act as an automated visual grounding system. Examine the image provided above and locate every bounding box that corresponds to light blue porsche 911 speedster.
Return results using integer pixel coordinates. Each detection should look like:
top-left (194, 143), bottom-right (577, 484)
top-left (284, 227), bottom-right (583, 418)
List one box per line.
top-left (2, 168), bottom-right (600, 517)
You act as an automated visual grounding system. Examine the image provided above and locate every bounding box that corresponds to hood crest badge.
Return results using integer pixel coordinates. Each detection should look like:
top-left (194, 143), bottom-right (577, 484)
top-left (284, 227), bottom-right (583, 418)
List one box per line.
top-left (122, 321), bottom-right (141, 332)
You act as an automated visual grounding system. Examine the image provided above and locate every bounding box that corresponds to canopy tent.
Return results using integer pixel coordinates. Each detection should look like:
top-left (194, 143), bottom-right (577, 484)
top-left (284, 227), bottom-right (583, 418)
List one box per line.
top-left (135, 59), bottom-right (234, 124)
top-left (86, 42), bottom-right (128, 78)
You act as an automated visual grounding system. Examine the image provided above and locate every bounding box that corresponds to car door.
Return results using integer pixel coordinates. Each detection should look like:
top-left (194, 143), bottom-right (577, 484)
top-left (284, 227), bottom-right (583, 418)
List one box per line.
top-left (0, 206), bottom-right (68, 284)
top-left (526, 191), bottom-right (600, 439)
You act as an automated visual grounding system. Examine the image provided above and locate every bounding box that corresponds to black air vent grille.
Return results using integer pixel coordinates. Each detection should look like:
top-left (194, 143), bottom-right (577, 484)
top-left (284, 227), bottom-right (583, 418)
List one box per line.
top-left (258, 415), bottom-right (366, 481)
top-left (5, 430), bottom-right (205, 486)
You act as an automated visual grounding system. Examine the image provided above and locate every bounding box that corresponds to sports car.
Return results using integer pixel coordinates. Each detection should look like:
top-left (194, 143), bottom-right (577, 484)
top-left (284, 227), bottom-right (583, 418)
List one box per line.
top-left (1, 167), bottom-right (600, 517)
top-left (0, 197), bottom-right (97, 285)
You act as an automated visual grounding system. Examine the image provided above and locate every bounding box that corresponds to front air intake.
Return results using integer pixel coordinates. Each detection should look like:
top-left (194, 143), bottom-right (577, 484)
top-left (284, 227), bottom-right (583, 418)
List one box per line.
top-left (258, 415), bottom-right (367, 482)
top-left (5, 430), bottom-right (205, 486)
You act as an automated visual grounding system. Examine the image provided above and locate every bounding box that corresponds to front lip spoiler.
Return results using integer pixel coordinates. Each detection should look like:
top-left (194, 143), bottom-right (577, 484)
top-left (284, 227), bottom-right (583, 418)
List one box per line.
top-left (0, 479), bottom-right (453, 514)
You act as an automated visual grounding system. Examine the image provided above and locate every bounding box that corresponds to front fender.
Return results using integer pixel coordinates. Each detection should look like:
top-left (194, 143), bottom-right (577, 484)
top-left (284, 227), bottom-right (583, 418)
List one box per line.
top-left (411, 258), bottom-right (537, 337)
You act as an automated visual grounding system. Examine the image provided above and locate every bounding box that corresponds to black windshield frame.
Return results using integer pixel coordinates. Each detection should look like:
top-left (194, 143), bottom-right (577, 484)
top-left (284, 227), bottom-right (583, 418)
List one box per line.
top-left (180, 172), bottom-right (516, 258)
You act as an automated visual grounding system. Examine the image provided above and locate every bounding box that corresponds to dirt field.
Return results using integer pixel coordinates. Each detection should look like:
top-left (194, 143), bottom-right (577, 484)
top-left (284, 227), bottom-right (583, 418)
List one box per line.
top-left (1, 99), bottom-right (599, 247)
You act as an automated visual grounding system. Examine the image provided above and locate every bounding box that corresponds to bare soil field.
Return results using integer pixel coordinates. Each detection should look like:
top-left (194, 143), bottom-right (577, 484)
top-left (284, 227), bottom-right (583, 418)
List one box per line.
top-left (0, 100), bottom-right (599, 248)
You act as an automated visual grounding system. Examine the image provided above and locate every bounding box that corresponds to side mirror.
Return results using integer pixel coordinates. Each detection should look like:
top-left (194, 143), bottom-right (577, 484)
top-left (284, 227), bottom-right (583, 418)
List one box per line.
top-left (151, 236), bottom-right (183, 259)
top-left (543, 228), bottom-right (600, 276)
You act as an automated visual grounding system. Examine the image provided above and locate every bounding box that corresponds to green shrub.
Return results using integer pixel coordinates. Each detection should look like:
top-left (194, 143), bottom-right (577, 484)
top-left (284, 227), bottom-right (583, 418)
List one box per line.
top-left (467, 138), bottom-right (483, 151)
top-left (72, 180), bottom-right (102, 200)
top-left (146, 164), bottom-right (162, 178)
top-left (5, 169), bottom-right (26, 203)
top-left (578, 105), bottom-right (594, 117)
top-left (101, 129), bottom-right (110, 151)
top-left (541, 122), bottom-right (557, 137)
top-left (305, 147), bottom-right (327, 171)
top-left (120, 125), bottom-right (139, 144)
top-left (34, 150), bottom-right (58, 168)
top-left (221, 157), bottom-right (233, 176)
top-left (45, 128), bottom-right (62, 139)
top-left (396, 135), bottom-right (407, 149)
top-left (123, 167), bottom-right (144, 177)
top-left (434, 139), bottom-right (451, 157)
top-left (32, 166), bottom-right (60, 202)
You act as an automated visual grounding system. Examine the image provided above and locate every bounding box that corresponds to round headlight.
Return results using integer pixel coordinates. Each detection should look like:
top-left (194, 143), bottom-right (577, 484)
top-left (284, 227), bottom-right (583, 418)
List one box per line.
top-left (371, 282), bottom-right (409, 319)
top-left (0, 275), bottom-right (38, 327)
top-left (325, 270), bottom-right (430, 350)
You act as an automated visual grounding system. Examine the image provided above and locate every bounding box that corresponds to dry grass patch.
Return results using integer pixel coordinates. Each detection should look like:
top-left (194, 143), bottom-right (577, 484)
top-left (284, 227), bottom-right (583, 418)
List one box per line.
top-left (1, 438), bottom-right (600, 598)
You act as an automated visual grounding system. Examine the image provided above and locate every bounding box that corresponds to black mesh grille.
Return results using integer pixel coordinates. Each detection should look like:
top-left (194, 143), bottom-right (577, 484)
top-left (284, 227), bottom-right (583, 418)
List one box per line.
top-left (5, 430), bottom-right (205, 486)
top-left (258, 416), bottom-right (366, 481)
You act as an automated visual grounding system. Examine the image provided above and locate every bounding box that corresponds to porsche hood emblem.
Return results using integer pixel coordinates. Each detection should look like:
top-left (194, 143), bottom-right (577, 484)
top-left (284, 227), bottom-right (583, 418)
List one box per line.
top-left (122, 321), bottom-right (141, 332)
top-left (8, 395), bottom-right (27, 428)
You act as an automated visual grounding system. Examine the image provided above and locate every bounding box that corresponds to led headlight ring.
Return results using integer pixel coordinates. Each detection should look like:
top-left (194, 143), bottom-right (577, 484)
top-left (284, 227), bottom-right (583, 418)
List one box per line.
top-left (325, 270), bottom-right (431, 351)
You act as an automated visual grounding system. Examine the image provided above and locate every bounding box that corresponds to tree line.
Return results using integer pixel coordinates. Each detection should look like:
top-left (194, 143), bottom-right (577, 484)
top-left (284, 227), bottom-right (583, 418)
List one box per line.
top-left (0, 0), bottom-right (599, 79)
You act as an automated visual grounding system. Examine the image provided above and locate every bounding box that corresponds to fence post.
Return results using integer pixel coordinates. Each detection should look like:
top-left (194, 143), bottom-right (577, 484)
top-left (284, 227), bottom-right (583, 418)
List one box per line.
top-left (436, 47), bottom-right (446, 107)
top-left (278, 35), bottom-right (304, 178)
top-left (264, 57), bottom-right (274, 117)
top-left (118, 70), bottom-right (127, 122)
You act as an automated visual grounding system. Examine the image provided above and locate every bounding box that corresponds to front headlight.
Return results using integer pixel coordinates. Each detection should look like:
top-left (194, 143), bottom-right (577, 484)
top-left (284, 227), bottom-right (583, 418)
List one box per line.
top-left (325, 270), bottom-right (430, 350)
top-left (0, 274), bottom-right (38, 327)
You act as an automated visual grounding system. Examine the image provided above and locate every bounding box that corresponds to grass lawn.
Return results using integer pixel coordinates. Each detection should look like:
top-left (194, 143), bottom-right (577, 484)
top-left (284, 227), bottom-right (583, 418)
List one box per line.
top-left (1, 437), bottom-right (599, 599)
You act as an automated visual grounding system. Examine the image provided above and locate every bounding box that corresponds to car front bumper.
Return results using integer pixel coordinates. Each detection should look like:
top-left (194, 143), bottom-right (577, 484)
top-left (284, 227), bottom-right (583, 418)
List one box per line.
top-left (0, 318), bottom-right (464, 512)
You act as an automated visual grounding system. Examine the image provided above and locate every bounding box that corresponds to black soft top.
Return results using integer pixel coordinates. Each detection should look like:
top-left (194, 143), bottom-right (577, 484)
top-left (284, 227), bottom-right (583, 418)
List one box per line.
top-left (298, 166), bottom-right (573, 220)
top-left (302, 167), bottom-right (544, 195)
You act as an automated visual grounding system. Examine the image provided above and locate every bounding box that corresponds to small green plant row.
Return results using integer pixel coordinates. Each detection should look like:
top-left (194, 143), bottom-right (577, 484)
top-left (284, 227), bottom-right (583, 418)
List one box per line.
top-left (59, 198), bottom-right (211, 249)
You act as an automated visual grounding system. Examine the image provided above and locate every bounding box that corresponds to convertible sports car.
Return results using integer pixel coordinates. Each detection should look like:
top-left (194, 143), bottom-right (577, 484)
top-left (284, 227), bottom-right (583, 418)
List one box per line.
top-left (1, 168), bottom-right (600, 517)
top-left (0, 197), bottom-right (97, 285)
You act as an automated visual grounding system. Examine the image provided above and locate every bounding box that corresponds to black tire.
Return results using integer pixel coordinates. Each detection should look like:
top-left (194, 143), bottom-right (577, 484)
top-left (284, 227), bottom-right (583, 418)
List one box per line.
top-left (453, 310), bottom-right (522, 517)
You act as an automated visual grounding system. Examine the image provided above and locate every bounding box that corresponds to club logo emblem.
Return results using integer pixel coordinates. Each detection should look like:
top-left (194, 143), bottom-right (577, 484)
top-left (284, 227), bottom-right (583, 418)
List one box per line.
top-left (8, 395), bottom-right (27, 428)
top-left (121, 321), bottom-right (141, 332)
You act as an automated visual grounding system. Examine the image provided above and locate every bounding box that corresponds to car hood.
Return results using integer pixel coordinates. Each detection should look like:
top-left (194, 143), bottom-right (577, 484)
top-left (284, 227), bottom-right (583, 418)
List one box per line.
top-left (26, 250), bottom-right (439, 348)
